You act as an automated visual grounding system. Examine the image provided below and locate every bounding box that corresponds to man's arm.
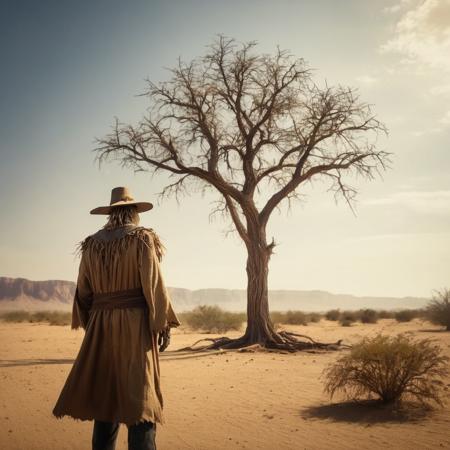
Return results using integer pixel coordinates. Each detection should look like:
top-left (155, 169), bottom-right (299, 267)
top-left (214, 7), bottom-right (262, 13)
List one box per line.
top-left (71, 252), bottom-right (93, 330)
top-left (138, 230), bottom-right (182, 334)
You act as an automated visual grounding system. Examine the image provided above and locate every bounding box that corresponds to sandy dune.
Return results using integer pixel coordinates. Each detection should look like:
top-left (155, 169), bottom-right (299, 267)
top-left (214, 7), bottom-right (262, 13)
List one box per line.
top-left (0, 319), bottom-right (449, 449)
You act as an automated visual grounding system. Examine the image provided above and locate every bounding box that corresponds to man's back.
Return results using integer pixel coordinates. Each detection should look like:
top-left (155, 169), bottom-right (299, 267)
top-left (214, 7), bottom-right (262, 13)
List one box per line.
top-left (77, 224), bottom-right (160, 294)
top-left (71, 224), bottom-right (179, 332)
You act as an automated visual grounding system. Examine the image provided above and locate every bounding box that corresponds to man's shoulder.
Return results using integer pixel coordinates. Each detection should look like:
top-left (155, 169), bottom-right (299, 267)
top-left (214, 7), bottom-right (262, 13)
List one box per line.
top-left (83, 225), bottom-right (155, 241)
top-left (137, 226), bottom-right (160, 241)
top-left (76, 226), bottom-right (165, 261)
top-left (76, 226), bottom-right (149, 250)
top-left (134, 227), bottom-right (165, 261)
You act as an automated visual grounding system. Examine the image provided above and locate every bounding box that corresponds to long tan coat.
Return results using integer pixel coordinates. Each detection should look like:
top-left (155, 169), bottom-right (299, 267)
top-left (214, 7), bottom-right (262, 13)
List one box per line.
top-left (52, 224), bottom-right (181, 426)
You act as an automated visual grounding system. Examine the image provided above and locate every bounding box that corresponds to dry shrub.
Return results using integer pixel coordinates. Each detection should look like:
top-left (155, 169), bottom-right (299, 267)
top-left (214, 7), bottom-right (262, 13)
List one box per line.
top-left (325, 309), bottom-right (341, 321)
top-left (269, 310), bottom-right (309, 326)
top-left (46, 311), bottom-right (71, 326)
top-left (0, 310), bottom-right (31, 322)
top-left (285, 310), bottom-right (308, 325)
top-left (323, 333), bottom-right (449, 406)
top-left (27, 310), bottom-right (71, 325)
top-left (378, 310), bottom-right (395, 319)
top-left (29, 311), bottom-right (50, 322)
top-left (359, 309), bottom-right (378, 324)
top-left (306, 313), bottom-right (322, 323)
top-left (426, 288), bottom-right (450, 331)
top-left (183, 305), bottom-right (245, 333)
top-left (339, 311), bottom-right (357, 327)
top-left (1, 310), bottom-right (71, 325)
top-left (395, 309), bottom-right (418, 323)
top-left (269, 311), bottom-right (286, 327)
top-left (0, 310), bottom-right (71, 325)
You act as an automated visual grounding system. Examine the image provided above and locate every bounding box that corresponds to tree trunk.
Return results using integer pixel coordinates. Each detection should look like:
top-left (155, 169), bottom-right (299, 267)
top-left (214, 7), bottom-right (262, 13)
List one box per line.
top-left (242, 223), bottom-right (280, 345)
top-left (175, 205), bottom-right (345, 352)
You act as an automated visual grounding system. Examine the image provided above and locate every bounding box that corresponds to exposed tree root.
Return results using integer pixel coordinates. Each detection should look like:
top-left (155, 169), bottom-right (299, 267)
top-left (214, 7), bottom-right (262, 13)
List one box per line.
top-left (175, 331), bottom-right (350, 354)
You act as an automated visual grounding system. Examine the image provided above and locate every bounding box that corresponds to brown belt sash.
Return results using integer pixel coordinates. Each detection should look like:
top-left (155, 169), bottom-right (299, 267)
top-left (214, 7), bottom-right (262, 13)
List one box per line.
top-left (90, 287), bottom-right (148, 310)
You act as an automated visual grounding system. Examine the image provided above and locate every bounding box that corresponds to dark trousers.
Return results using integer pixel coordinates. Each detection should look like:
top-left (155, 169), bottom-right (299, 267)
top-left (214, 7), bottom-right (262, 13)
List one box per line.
top-left (92, 419), bottom-right (157, 450)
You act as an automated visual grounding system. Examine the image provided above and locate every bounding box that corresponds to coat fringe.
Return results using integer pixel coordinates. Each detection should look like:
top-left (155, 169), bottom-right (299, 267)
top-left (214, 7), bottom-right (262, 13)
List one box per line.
top-left (76, 227), bottom-right (164, 259)
top-left (75, 227), bottom-right (165, 286)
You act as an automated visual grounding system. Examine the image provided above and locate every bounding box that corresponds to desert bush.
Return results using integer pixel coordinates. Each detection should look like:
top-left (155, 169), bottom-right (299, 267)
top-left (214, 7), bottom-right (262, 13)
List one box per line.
top-left (27, 310), bottom-right (72, 325)
top-left (323, 333), bottom-right (449, 406)
top-left (269, 311), bottom-right (286, 327)
top-left (28, 311), bottom-right (50, 322)
top-left (359, 309), bottom-right (379, 324)
top-left (0, 310), bottom-right (32, 322)
top-left (183, 305), bottom-right (245, 333)
top-left (268, 310), bottom-right (309, 326)
top-left (325, 309), bottom-right (341, 321)
top-left (285, 310), bottom-right (308, 325)
top-left (394, 309), bottom-right (418, 323)
top-left (339, 311), bottom-right (357, 327)
top-left (29, 311), bottom-right (68, 324)
top-left (306, 312), bottom-right (322, 323)
top-left (378, 310), bottom-right (395, 319)
top-left (46, 311), bottom-right (71, 326)
top-left (0, 310), bottom-right (71, 325)
top-left (426, 288), bottom-right (450, 331)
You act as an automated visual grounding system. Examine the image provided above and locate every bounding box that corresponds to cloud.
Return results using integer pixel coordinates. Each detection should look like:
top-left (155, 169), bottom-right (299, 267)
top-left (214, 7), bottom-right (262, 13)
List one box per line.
top-left (411, 126), bottom-right (443, 137)
top-left (439, 110), bottom-right (450, 125)
top-left (355, 75), bottom-right (378, 85)
top-left (430, 84), bottom-right (450, 96)
top-left (345, 231), bottom-right (446, 243)
top-left (408, 110), bottom-right (450, 136)
top-left (364, 190), bottom-right (450, 215)
top-left (380, 0), bottom-right (450, 72)
top-left (383, 0), bottom-right (414, 15)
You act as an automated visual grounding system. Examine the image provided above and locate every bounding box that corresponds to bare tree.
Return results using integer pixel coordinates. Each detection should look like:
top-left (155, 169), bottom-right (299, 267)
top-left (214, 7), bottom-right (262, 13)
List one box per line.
top-left (95, 36), bottom-right (391, 352)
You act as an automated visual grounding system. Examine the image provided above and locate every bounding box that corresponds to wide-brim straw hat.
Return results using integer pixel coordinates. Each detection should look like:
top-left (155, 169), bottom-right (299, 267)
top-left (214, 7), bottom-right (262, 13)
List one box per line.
top-left (90, 186), bottom-right (153, 215)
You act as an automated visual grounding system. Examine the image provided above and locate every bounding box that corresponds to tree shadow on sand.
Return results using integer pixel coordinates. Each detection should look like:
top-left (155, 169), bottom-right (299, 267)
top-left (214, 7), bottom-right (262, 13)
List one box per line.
top-left (0, 350), bottom-right (227, 368)
top-left (0, 358), bottom-right (75, 368)
top-left (301, 400), bottom-right (433, 424)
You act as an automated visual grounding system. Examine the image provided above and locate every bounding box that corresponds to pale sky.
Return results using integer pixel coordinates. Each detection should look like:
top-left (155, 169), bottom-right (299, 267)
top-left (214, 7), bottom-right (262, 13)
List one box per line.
top-left (1, 0), bottom-right (449, 298)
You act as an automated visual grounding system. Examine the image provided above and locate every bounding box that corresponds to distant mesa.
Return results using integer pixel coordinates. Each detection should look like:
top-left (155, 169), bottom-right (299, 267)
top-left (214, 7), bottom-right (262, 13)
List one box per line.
top-left (0, 276), bottom-right (429, 312)
top-left (0, 277), bottom-right (76, 311)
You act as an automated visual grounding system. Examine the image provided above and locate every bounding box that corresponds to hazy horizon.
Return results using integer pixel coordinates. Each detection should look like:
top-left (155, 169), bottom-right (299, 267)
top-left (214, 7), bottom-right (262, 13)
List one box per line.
top-left (0, 274), bottom-right (433, 300)
top-left (1, 0), bottom-right (449, 298)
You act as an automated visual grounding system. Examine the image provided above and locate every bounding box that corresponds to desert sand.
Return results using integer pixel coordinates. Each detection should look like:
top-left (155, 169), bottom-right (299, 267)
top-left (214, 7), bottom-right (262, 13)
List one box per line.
top-left (0, 319), bottom-right (449, 450)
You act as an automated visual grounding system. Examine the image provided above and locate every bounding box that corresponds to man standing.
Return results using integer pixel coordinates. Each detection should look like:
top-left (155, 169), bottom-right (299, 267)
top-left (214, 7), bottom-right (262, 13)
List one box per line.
top-left (52, 186), bottom-right (181, 450)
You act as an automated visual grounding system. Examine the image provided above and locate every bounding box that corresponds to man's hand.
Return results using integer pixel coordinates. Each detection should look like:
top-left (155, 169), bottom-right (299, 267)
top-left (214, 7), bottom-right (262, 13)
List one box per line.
top-left (158, 326), bottom-right (171, 352)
